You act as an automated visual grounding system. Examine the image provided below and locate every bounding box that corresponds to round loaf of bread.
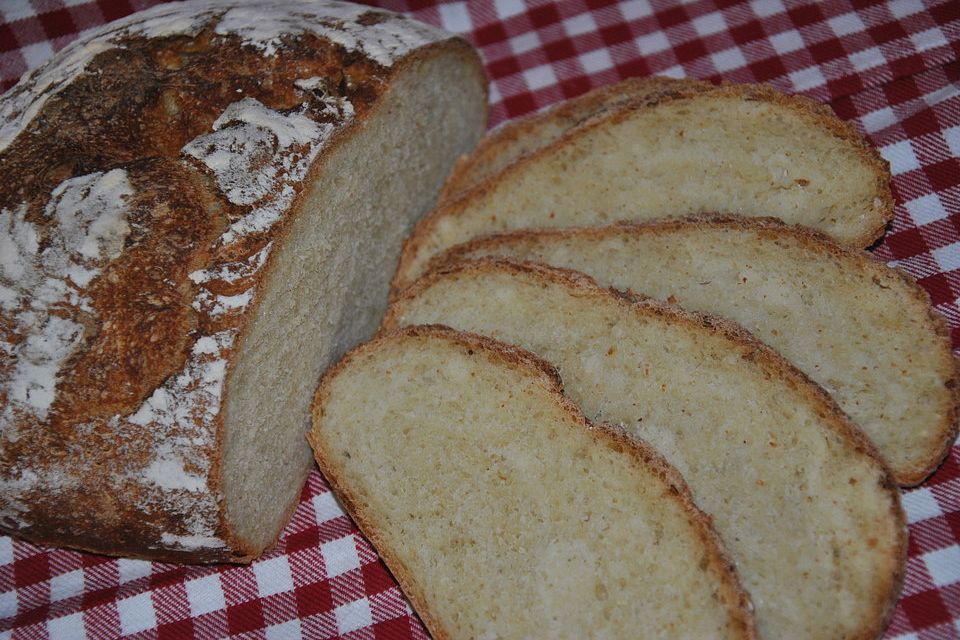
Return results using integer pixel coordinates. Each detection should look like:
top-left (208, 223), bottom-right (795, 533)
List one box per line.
top-left (0, 0), bottom-right (487, 562)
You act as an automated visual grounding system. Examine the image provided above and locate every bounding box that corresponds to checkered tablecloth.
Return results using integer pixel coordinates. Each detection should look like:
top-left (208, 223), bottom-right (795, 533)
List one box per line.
top-left (1, 0), bottom-right (959, 638)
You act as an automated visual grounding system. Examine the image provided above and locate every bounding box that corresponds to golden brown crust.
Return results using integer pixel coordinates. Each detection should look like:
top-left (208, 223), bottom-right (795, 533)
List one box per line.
top-left (391, 77), bottom-right (895, 295)
top-left (383, 257), bottom-right (908, 638)
top-left (428, 214), bottom-right (958, 486)
top-left (0, 2), bottom-right (479, 563)
top-left (309, 324), bottom-right (757, 639)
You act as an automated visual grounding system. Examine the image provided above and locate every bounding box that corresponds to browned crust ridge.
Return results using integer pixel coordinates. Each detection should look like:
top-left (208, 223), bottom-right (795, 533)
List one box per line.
top-left (308, 324), bottom-right (757, 640)
top-left (391, 77), bottom-right (895, 294)
top-left (383, 258), bottom-right (908, 640)
top-left (427, 214), bottom-right (959, 486)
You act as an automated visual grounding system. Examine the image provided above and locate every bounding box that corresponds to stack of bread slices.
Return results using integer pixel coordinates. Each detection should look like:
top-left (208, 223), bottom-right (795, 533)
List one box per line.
top-left (310, 77), bottom-right (957, 639)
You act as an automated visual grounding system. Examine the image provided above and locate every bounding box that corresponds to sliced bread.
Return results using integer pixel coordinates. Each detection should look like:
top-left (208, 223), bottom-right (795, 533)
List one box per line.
top-left (438, 76), bottom-right (711, 203)
top-left (430, 216), bottom-right (957, 485)
top-left (392, 79), bottom-right (894, 292)
top-left (308, 325), bottom-right (756, 639)
top-left (383, 260), bottom-right (906, 640)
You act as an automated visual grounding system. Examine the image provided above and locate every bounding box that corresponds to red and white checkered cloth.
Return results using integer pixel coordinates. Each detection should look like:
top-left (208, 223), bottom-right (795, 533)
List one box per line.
top-left (1, 0), bottom-right (959, 638)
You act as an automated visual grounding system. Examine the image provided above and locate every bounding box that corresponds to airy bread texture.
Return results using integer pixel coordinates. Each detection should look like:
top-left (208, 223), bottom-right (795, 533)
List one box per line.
top-left (0, 0), bottom-right (487, 562)
top-left (384, 260), bottom-right (906, 640)
top-left (309, 325), bottom-right (757, 640)
top-left (432, 216), bottom-right (958, 485)
top-left (392, 78), bottom-right (894, 292)
top-left (438, 76), bottom-right (701, 203)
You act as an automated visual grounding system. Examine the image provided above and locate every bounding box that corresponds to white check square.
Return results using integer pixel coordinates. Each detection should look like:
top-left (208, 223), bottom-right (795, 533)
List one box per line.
top-left (266, 619), bottom-right (303, 640)
top-left (711, 48), bottom-right (747, 73)
top-left (769, 29), bottom-right (804, 54)
top-left (849, 47), bottom-right (883, 73)
top-left (924, 546), bottom-right (960, 588)
top-left (510, 31), bottom-right (542, 56)
top-left (0, 537), bottom-right (11, 565)
top-left (902, 487), bottom-right (943, 524)
top-left (943, 125), bottom-right (960, 158)
top-left (321, 536), bottom-right (360, 578)
top-left (253, 556), bottom-right (295, 598)
top-left (117, 558), bottom-right (152, 584)
top-left (117, 592), bottom-right (157, 636)
top-left (335, 598), bottom-right (373, 635)
top-left (185, 573), bottom-right (227, 617)
top-left (906, 194), bottom-right (948, 227)
top-left (788, 66), bottom-right (826, 92)
top-left (580, 49), bottom-right (613, 74)
top-left (563, 12), bottom-right (597, 37)
top-left (313, 491), bottom-right (346, 524)
top-left (637, 31), bottom-right (670, 55)
top-left (881, 140), bottom-right (920, 176)
top-left (523, 65), bottom-right (558, 91)
top-left (692, 12), bottom-right (727, 37)
top-left (861, 107), bottom-right (897, 134)
top-left (438, 3), bottom-right (471, 34)
top-left (47, 613), bottom-right (84, 640)
top-left (50, 570), bottom-right (84, 602)
top-left (0, 590), bottom-right (15, 619)
top-left (827, 13), bottom-right (865, 37)
top-left (932, 242), bottom-right (960, 273)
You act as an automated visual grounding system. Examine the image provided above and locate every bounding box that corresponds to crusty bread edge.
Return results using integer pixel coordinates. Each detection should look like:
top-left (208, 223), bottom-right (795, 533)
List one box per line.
top-left (308, 324), bottom-right (758, 640)
top-left (391, 77), bottom-right (895, 294)
top-left (384, 258), bottom-right (908, 640)
top-left (427, 214), bottom-right (959, 486)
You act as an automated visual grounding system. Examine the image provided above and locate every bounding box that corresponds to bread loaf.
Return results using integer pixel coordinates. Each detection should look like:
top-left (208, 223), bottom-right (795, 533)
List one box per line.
top-left (431, 216), bottom-right (958, 485)
top-left (309, 324), bottom-right (757, 639)
top-left (392, 78), bottom-right (894, 292)
top-left (438, 76), bottom-right (708, 203)
top-left (384, 259), bottom-right (906, 640)
top-left (0, 0), bottom-right (487, 562)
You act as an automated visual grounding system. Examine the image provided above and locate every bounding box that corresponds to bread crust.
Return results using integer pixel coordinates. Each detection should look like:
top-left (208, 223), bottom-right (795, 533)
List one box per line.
top-left (0, 1), bottom-right (484, 563)
top-left (309, 324), bottom-right (757, 640)
top-left (391, 77), bottom-right (895, 294)
top-left (383, 258), bottom-right (908, 640)
top-left (428, 215), bottom-right (959, 485)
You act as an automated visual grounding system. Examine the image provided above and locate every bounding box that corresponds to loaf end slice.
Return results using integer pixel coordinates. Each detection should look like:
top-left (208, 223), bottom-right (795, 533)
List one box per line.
top-left (432, 216), bottom-right (958, 485)
top-left (0, 0), bottom-right (487, 562)
top-left (437, 76), bottom-right (712, 203)
top-left (309, 324), bottom-right (756, 640)
top-left (384, 260), bottom-right (906, 640)
top-left (392, 79), bottom-right (893, 292)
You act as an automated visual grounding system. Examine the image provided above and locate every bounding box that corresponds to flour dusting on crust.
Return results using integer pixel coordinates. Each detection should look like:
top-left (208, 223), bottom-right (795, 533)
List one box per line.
top-left (0, 0), bottom-right (443, 154)
top-left (0, 170), bottom-right (134, 426)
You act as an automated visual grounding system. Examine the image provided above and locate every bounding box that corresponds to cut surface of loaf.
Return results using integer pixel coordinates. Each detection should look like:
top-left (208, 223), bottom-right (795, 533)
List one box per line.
top-left (392, 78), bottom-right (894, 291)
top-left (384, 260), bottom-right (906, 640)
top-left (309, 325), bottom-right (756, 640)
top-left (437, 76), bottom-right (708, 203)
top-left (434, 216), bottom-right (958, 485)
top-left (0, 0), bottom-right (487, 562)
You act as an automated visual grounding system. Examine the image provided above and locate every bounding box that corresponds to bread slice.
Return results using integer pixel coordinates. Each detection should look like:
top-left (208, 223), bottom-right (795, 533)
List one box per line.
top-left (392, 78), bottom-right (894, 292)
top-left (0, 0), bottom-right (487, 562)
top-left (431, 216), bottom-right (958, 486)
top-left (384, 260), bottom-right (906, 640)
top-left (309, 325), bottom-right (756, 640)
top-left (438, 76), bottom-right (711, 203)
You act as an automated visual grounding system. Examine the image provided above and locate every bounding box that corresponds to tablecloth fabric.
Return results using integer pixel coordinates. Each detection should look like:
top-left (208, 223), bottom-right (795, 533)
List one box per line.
top-left (1, 0), bottom-right (959, 638)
